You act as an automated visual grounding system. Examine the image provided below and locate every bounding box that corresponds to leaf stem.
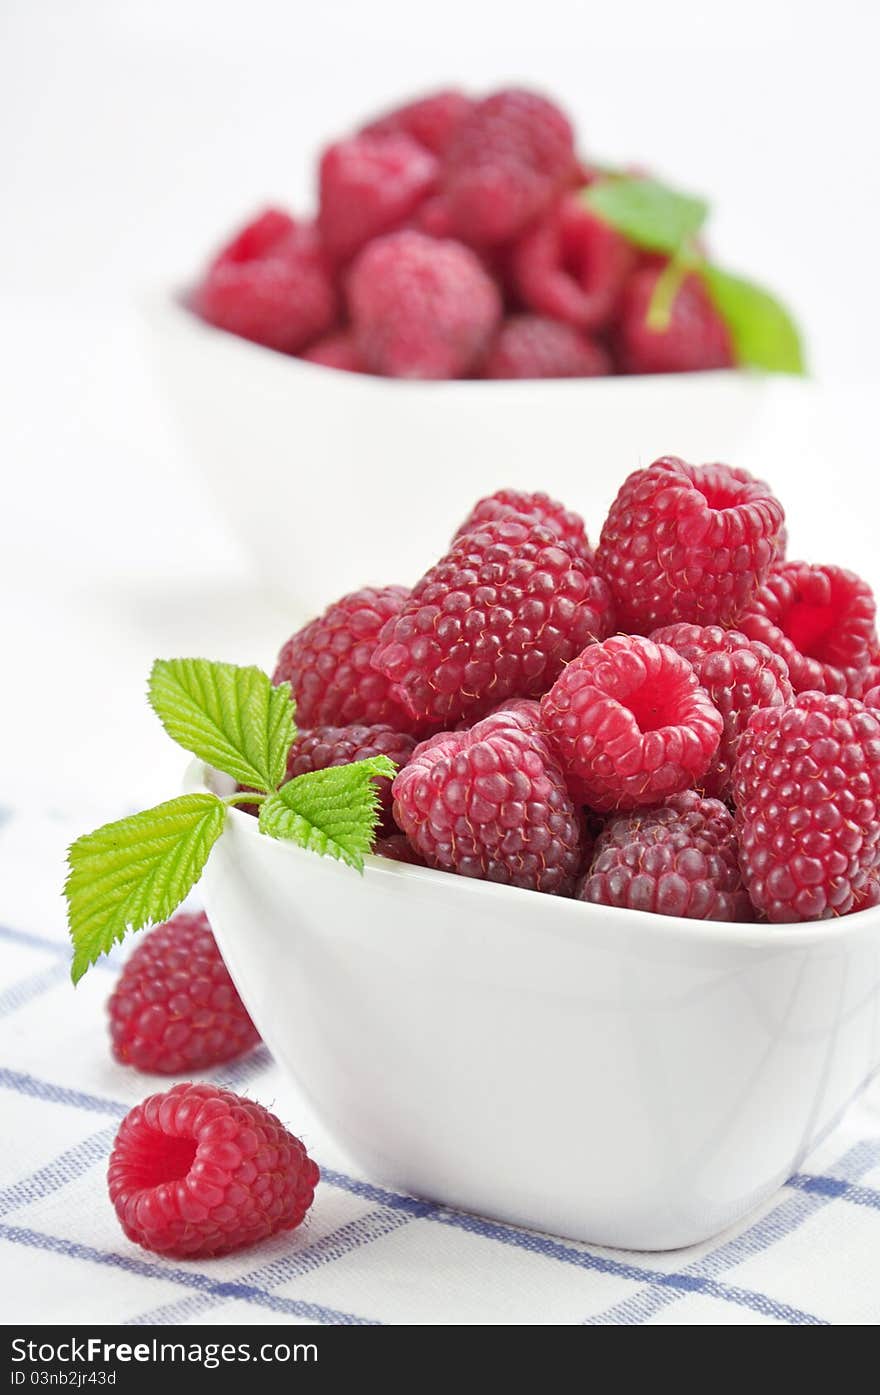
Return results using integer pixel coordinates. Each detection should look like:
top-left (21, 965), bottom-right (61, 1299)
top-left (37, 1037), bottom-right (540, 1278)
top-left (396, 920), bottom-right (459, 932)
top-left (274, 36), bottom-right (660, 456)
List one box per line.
top-left (224, 791), bottom-right (267, 807)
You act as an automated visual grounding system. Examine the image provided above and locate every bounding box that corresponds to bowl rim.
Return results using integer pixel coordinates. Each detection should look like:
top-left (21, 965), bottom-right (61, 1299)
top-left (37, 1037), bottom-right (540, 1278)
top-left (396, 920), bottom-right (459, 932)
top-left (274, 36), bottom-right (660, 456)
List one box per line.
top-left (185, 758), bottom-right (880, 951)
top-left (154, 290), bottom-right (785, 393)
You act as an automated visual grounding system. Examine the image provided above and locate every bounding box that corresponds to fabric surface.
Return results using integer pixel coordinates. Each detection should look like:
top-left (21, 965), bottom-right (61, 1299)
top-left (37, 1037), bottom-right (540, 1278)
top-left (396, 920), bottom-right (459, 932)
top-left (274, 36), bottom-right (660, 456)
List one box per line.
top-left (2, 806), bottom-right (880, 1327)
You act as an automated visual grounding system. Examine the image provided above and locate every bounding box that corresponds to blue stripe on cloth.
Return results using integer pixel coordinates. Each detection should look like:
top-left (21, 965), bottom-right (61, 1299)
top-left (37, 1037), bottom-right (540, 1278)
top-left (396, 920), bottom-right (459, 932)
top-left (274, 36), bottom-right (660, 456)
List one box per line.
top-left (790, 1171), bottom-right (880, 1211)
top-left (0, 1223), bottom-right (377, 1325)
top-left (0, 922), bottom-right (113, 970)
top-left (128, 1203), bottom-right (430, 1326)
top-left (0, 962), bottom-right (70, 1018)
top-left (0, 1126), bottom-right (117, 1219)
top-left (584, 1137), bottom-right (880, 1325)
top-left (0, 1068), bottom-right (127, 1118)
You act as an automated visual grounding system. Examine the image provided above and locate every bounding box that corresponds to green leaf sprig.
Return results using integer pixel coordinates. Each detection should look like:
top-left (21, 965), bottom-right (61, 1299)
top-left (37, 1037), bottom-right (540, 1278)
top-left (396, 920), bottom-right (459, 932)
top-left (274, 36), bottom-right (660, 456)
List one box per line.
top-left (583, 175), bottom-right (806, 375)
top-left (65, 658), bottom-right (397, 982)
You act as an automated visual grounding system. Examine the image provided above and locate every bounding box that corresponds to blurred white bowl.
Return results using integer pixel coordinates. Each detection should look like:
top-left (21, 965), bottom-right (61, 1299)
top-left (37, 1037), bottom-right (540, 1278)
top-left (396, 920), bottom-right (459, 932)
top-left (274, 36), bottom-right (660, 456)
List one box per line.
top-left (187, 761), bottom-right (880, 1250)
top-left (146, 296), bottom-right (816, 621)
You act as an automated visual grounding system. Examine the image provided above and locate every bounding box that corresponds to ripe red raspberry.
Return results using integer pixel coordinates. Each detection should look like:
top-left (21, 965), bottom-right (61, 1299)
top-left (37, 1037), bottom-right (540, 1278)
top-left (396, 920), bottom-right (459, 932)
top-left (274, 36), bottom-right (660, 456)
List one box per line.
top-left (442, 89), bottom-right (576, 246)
top-left (108, 1082), bottom-right (319, 1258)
top-left (482, 315), bottom-right (611, 379)
top-left (318, 133), bottom-right (437, 264)
top-left (361, 89), bottom-right (474, 156)
top-left (595, 457), bottom-right (785, 632)
top-left (511, 194), bottom-right (635, 332)
top-left (273, 585), bottom-right (421, 732)
top-left (579, 790), bottom-right (751, 920)
top-left (737, 563), bottom-right (878, 697)
top-left (540, 635), bottom-right (723, 812)
top-left (286, 724), bottom-right (418, 833)
top-left (107, 913), bottom-right (259, 1075)
top-left (453, 488), bottom-right (592, 564)
top-left (392, 701), bottom-right (586, 894)
top-left (613, 266), bottom-right (734, 374)
top-left (347, 231), bottom-right (501, 379)
top-left (650, 624), bottom-right (794, 800)
top-left (371, 516), bottom-right (616, 726)
top-left (864, 684), bottom-right (880, 709)
top-left (193, 211), bottom-right (337, 354)
top-left (734, 693), bottom-right (880, 921)
top-left (300, 330), bottom-right (364, 372)
top-left (411, 193), bottom-right (455, 238)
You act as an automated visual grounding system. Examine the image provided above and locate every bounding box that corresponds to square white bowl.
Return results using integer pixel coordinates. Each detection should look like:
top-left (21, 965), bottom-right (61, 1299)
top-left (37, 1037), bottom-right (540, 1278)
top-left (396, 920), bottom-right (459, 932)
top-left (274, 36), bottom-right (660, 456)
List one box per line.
top-left (146, 297), bottom-right (818, 620)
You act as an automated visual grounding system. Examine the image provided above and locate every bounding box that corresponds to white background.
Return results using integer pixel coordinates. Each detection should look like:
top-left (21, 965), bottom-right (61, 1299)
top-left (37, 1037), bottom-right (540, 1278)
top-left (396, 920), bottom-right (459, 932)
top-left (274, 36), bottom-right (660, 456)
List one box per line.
top-left (2, 0), bottom-right (879, 813)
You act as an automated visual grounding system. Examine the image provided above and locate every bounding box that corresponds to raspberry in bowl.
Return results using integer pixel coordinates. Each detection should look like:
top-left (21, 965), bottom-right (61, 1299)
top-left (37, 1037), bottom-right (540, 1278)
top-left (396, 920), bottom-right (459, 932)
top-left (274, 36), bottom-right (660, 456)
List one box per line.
top-left (148, 83), bottom-right (809, 616)
top-left (168, 458), bottom-right (880, 1253)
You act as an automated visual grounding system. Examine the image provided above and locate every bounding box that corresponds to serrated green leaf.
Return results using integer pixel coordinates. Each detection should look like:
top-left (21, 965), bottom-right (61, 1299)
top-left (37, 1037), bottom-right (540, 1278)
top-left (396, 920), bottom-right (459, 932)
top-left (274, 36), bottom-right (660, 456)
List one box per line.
top-left (584, 175), bottom-right (708, 255)
top-left (65, 795), bottom-right (226, 982)
top-left (149, 658), bottom-right (296, 792)
top-left (702, 265), bottom-right (806, 375)
top-left (258, 756), bottom-right (397, 872)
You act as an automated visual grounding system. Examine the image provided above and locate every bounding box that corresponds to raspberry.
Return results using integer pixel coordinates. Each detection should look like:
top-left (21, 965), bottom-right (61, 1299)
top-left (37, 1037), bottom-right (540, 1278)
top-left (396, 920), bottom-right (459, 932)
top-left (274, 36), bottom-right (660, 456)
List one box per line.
top-left (442, 89), bottom-right (576, 246)
top-left (318, 133), bottom-right (437, 264)
top-left (511, 195), bottom-right (635, 332)
top-left (482, 315), bottom-right (611, 379)
top-left (613, 266), bottom-right (734, 374)
top-left (108, 1083), bottom-right (318, 1258)
top-left (453, 488), bottom-right (592, 564)
top-left (595, 457), bottom-right (785, 631)
top-left (361, 90), bottom-right (474, 156)
top-left (273, 585), bottom-right (421, 732)
top-left (108, 913), bottom-right (260, 1075)
top-left (392, 701), bottom-right (585, 894)
top-left (300, 330), bottom-right (364, 372)
top-left (864, 684), bottom-right (880, 709)
top-left (650, 624), bottom-right (794, 800)
top-left (193, 212), bottom-right (337, 354)
top-left (579, 790), bottom-right (751, 920)
top-left (371, 516), bottom-right (616, 726)
top-left (539, 635), bottom-right (723, 812)
top-left (347, 231), bottom-right (501, 379)
top-left (737, 563), bottom-right (878, 696)
top-left (371, 832), bottom-right (426, 865)
top-left (733, 692), bottom-right (880, 921)
top-left (411, 193), bottom-right (455, 239)
top-left (286, 724), bottom-right (418, 833)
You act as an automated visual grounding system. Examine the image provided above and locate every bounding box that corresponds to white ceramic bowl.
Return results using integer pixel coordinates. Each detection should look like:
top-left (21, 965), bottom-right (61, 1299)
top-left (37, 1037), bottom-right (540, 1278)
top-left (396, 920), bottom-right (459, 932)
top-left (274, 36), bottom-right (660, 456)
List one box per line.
top-left (187, 761), bottom-right (880, 1251)
top-left (146, 297), bottom-right (817, 619)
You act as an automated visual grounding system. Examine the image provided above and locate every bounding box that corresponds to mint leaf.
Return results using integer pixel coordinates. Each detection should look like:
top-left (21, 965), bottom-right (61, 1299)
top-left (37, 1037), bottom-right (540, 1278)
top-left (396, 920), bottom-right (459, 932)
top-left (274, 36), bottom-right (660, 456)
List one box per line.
top-left (702, 266), bottom-right (806, 375)
top-left (258, 756), bottom-right (397, 872)
top-left (149, 658), bottom-right (296, 793)
top-left (584, 176), bottom-right (708, 255)
top-left (65, 794), bottom-right (226, 982)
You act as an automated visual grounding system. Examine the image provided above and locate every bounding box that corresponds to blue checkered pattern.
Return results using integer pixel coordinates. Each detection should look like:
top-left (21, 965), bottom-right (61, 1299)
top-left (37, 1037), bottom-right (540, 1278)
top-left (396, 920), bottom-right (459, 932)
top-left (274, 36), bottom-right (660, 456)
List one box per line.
top-left (2, 807), bottom-right (880, 1325)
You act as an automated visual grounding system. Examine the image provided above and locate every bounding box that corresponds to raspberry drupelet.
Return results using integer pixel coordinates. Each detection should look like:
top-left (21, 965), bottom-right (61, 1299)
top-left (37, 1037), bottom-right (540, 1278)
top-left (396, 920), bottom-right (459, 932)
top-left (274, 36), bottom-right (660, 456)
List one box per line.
top-left (360, 89), bottom-right (474, 156)
top-left (318, 133), bottom-right (438, 264)
top-left (452, 487), bottom-right (593, 564)
top-left (481, 315), bottom-right (611, 379)
top-left (273, 585), bottom-right (421, 733)
top-left (613, 266), bottom-right (734, 374)
top-left (539, 634), bottom-right (723, 812)
top-left (108, 912), bottom-right (260, 1075)
top-left (442, 89), bottom-right (576, 246)
top-left (595, 457), bottom-right (786, 632)
top-left (392, 701), bottom-right (586, 894)
top-left (371, 515), bottom-right (616, 727)
top-left (734, 692), bottom-right (880, 921)
top-left (285, 724), bottom-right (418, 833)
top-left (650, 623), bottom-right (794, 800)
top-left (511, 194), bottom-right (635, 333)
top-left (579, 790), bottom-right (751, 920)
top-left (347, 230), bottom-right (502, 379)
top-left (192, 210), bottom-right (337, 354)
top-left (737, 562), bottom-right (878, 696)
top-left (108, 1083), bottom-right (319, 1258)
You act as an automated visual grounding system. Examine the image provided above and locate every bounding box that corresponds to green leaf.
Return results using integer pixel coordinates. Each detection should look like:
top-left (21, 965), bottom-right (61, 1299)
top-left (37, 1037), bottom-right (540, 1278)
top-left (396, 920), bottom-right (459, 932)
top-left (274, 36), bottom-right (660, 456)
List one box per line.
top-left (702, 266), bottom-right (806, 375)
top-left (584, 175), bottom-right (708, 255)
top-left (65, 794), bottom-right (226, 982)
top-left (149, 658), bottom-right (296, 792)
top-left (258, 756), bottom-right (397, 872)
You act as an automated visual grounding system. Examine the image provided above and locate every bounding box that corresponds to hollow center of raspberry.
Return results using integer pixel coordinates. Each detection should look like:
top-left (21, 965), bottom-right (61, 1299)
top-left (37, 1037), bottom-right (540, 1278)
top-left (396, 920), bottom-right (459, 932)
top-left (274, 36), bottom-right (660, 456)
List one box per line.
top-left (782, 598), bottom-right (843, 663)
top-left (130, 1127), bottom-right (197, 1189)
top-left (624, 684), bottom-right (686, 732)
top-left (693, 480), bottom-right (743, 511)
